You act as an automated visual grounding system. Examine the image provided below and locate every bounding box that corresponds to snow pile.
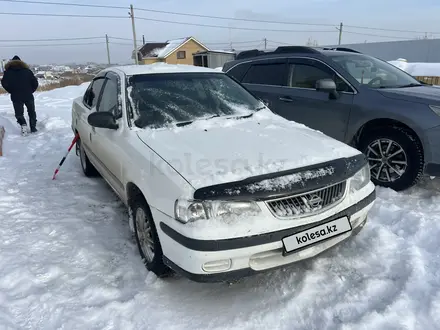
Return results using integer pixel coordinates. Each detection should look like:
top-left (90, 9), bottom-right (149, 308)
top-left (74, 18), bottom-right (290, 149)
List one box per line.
top-left (388, 58), bottom-right (440, 76)
top-left (2, 84), bottom-right (440, 328)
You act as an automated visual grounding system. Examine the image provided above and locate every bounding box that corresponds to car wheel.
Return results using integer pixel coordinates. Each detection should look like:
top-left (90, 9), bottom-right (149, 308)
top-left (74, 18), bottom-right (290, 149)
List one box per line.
top-left (359, 127), bottom-right (424, 191)
top-left (78, 138), bottom-right (98, 177)
top-left (131, 196), bottom-right (172, 277)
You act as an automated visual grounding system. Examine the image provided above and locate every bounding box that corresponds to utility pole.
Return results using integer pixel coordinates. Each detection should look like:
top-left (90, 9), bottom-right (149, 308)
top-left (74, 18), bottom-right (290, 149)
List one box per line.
top-left (129, 4), bottom-right (139, 65)
top-left (105, 34), bottom-right (111, 65)
top-left (142, 35), bottom-right (145, 44)
top-left (338, 22), bottom-right (343, 45)
top-left (264, 38), bottom-right (267, 49)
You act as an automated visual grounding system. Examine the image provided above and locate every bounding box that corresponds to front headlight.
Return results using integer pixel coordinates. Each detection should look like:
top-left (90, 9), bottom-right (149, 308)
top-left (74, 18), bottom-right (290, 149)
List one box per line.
top-left (174, 199), bottom-right (261, 224)
top-left (350, 164), bottom-right (370, 192)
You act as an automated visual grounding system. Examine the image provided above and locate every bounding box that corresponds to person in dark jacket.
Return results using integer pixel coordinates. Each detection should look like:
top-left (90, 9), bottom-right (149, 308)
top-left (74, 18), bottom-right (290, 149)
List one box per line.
top-left (1, 55), bottom-right (39, 134)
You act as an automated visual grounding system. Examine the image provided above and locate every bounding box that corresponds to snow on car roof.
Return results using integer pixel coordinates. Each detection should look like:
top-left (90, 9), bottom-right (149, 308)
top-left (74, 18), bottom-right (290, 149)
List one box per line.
top-left (111, 63), bottom-right (222, 76)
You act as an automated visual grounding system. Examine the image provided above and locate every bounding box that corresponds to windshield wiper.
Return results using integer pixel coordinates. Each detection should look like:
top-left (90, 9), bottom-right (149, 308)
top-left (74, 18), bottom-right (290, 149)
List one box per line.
top-left (176, 108), bottom-right (264, 127)
top-left (397, 83), bottom-right (423, 88)
top-left (233, 106), bottom-right (266, 119)
top-left (378, 83), bottom-right (422, 89)
top-left (175, 114), bottom-right (220, 127)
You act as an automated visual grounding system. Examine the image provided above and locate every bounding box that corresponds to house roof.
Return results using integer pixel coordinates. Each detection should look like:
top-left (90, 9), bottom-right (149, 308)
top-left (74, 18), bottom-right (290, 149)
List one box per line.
top-left (137, 36), bottom-right (210, 59)
top-left (137, 42), bottom-right (168, 58)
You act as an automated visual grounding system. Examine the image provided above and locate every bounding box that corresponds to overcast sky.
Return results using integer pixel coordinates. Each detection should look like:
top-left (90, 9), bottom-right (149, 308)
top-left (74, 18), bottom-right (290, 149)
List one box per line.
top-left (1, 0), bottom-right (440, 65)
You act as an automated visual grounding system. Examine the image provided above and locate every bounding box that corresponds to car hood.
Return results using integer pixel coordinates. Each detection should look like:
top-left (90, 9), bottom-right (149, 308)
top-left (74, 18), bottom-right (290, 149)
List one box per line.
top-left (378, 85), bottom-right (440, 104)
top-left (135, 109), bottom-right (361, 190)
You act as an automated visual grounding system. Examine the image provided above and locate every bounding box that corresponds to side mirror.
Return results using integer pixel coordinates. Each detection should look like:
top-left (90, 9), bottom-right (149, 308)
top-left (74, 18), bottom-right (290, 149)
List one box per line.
top-left (315, 78), bottom-right (339, 99)
top-left (87, 111), bottom-right (118, 130)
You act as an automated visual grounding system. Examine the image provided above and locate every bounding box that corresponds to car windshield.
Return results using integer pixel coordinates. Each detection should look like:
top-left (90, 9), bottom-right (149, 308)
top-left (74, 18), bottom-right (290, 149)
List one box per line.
top-left (327, 53), bottom-right (422, 89)
top-left (126, 72), bottom-right (264, 129)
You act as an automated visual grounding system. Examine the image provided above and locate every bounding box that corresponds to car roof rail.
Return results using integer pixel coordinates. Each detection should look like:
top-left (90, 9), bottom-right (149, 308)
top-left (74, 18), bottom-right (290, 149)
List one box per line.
top-left (235, 49), bottom-right (266, 60)
top-left (273, 46), bottom-right (321, 54)
top-left (321, 47), bottom-right (362, 53)
top-left (235, 45), bottom-right (321, 60)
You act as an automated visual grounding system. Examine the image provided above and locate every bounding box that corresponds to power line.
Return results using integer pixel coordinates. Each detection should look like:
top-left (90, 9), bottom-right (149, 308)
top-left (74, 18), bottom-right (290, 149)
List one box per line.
top-left (109, 42), bottom-right (133, 46)
top-left (0, 0), bottom-right (125, 9)
top-left (0, 0), bottom-right (335, 28)
top-left (344, 24), bottom-right (440, 35)
top-left (108, 36), bottom-right (134, 41)
top-left (2, 0), bottom-right (440, 36)
top-left (3, 0), bottom-right (440, 35)
top-left (0, 0), bottom-right (338, 27)
top-left (135, 16), bottom-right (336, 33)
top-left (0, 10), bottom-right (337, 33)
top-left (108, 36), bottom-right (143, 44)
top-left (343, 30), bottom-right (420, 40)
top-left (0, 36), bottom-right (103, 42)
top-left (0, 12), bottom-right (127, 19)
top-left (0, 33), bottom-right (264, 46)
top-left (0, 42), bottom-right (105, 47)
top-left (0, 11), bottom-right (336, 33)
top-left (267, 40), bottom-right (291, 45)
top-left (134, 7), bottom-right (336, 27)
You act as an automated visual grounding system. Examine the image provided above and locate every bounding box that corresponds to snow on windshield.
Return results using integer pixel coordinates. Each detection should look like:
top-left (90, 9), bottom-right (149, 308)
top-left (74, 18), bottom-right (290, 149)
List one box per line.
top-left (127, 73), bottom-right (262, 129)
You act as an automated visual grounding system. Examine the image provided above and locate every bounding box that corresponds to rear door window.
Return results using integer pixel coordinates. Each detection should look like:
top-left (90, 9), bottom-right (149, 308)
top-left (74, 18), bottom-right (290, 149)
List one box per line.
top-left (242, 60), bottom-right (287, 86)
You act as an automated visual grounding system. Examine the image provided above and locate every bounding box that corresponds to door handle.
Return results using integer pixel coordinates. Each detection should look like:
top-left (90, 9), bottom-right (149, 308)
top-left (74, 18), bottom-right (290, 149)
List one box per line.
top-left (279, 96), bottom-right (294, 102)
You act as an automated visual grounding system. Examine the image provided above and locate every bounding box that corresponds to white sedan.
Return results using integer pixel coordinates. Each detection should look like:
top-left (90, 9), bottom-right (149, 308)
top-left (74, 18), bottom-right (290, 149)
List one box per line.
top-left (71, 63), bottom-right (376, 282)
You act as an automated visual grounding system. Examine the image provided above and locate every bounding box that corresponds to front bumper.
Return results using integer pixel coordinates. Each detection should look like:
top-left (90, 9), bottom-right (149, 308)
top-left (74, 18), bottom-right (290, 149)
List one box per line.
top-left (423, 125), bottom-right (440, 176)
top-left (158, 190), bottom-right (375, 283)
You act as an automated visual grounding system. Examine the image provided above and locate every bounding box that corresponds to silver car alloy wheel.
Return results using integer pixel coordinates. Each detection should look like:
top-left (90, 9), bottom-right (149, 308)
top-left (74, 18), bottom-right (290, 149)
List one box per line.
top-left (366, 138), bottom-right (408, 183)
top-left (135, 207), bottom-right (155, 263)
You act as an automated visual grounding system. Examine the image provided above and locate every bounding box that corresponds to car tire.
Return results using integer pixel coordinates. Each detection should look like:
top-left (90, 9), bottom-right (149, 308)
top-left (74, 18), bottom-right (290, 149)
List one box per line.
top-left (78, 138), bottom-right (99, 177)
top-left (131, 196), bottom-right (172, 278)
top-left (359, 126), bottom-right (424, 191)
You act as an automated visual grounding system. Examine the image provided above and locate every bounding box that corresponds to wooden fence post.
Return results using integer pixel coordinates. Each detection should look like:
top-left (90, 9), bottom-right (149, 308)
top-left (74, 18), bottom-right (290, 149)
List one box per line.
top-left (0, 126), bottom-right (5, 156)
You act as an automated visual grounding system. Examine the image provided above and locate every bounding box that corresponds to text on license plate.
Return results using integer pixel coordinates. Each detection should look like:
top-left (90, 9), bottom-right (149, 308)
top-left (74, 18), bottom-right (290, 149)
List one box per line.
top-left (282, 217), bottom-right (352, 253)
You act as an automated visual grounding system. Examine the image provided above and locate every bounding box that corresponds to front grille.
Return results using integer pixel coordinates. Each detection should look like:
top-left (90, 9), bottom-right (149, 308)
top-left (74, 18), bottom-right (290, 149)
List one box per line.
top-left (266, 181), bottom-right (346, 218)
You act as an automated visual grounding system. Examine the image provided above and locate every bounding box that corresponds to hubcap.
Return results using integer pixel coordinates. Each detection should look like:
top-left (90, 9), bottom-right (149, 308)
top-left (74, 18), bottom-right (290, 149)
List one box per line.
top-left (135, 207), bottom-right (155, 262)
top-left (366, 138), bottom-right (408, 183)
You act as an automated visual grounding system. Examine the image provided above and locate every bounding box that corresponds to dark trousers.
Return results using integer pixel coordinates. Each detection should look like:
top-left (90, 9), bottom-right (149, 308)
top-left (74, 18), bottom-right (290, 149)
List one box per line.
top-left (13, 99), bottom-right (37, 128)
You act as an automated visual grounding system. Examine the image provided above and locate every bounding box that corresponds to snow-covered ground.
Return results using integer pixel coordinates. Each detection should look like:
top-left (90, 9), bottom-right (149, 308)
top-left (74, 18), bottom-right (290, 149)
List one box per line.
top-left (388, 58), bottom-right (440, 77)
top-left (1, 85), bottom-right (440, 329)
top-left (37, 78), bottom-right (60, 87)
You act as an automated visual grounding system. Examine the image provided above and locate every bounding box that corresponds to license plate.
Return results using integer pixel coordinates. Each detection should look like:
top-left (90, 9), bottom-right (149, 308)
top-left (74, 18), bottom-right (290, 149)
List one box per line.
top-left (282, 217), bottom-right (352, 254)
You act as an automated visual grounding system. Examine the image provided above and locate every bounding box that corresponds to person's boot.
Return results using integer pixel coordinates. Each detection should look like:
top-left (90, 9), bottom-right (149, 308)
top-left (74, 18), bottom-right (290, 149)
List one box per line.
top-left (20, 125), bottom-right (28, 136)
top-left (30, 126), bottom-right (38, 133)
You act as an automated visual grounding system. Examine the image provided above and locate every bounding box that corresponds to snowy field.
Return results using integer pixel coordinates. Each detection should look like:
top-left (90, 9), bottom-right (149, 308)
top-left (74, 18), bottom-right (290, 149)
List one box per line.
top-left (2, 84), bottom-right (440, 329)
top-left (388, 58), bottom-right (440, 78)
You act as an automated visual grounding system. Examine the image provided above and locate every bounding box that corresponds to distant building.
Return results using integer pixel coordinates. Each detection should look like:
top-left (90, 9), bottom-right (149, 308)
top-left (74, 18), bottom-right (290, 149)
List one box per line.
top-left (326, 38), bottom-right (440, 62)
top-left (193, 50), bottom-right (236, 69)
top-left (133, 36), bottom-right (210, 65)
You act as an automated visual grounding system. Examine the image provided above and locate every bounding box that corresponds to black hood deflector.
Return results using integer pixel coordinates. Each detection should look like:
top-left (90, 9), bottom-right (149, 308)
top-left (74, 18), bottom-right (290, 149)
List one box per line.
top-left (193, 153), bottom-right (367, 201)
